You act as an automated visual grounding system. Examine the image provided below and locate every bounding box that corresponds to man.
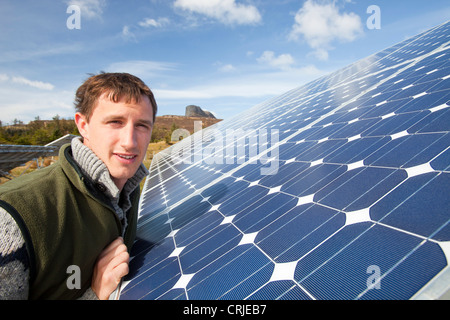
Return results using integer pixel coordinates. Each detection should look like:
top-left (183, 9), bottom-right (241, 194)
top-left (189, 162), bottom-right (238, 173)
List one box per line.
top-left (0, 72), bottom-right (157, 299)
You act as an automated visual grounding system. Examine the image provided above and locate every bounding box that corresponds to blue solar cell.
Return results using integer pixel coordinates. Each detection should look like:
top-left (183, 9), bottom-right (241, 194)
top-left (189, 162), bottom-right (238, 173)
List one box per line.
top-left (120, 237), bottom-right (178, 300)
top-left (303, 123), bottom-right (347, 141)
top-left (135, 214), bottom-right (171, 244)
top-left (128, 257), bottom-right (180, 300)
top-left (295, 139), bottom-right (347, 161)
top-left (187, 245), bottom-right (273, 300)
top-left (257, 204), bottom-right (345, 263)
top-left (324, 136), bottom-right (390, 164)
top-left (279, 141), bottom-right (315, 160)
top-left (362, 111), bottom-right (429, 137)
top-left (366, 133), bottom-right (448, 168)
top-left (119, 21), bottom-right (450, 300)
top-left (258, 161), bottom-right (306, 187)
top-left (233, 193), bottom-right (297, 233)
top-left (179, 223), bottom-right (242, 274)
top-left (218, 185), bottom-right (269, 216)
top-left (397, 91), bottom-right (449, 113)
top-left (361, 241), bottom-right (447, 300)
top-left (390, 80), bottom-right (442, 100)
top-left (282, 164), bottom-right (347, 197)
top-left (430, 78), bottom-right (450, 93)
top-left (169, 195), bottom-right (212, 230)
top-left (331, 118), bottom-right (381, 139)
top-left (371, 172), bottom-right (450, 241)
top-left (175, 210), bottom-right (225, 248)
top-left (316, 167), bottom-right (407, 211)
top-left (430, 147), bottom-right (450, 171)
top-left (297, 224), bottom-right (425, 300)
top-left (411, 108), bottom-right (450, 133)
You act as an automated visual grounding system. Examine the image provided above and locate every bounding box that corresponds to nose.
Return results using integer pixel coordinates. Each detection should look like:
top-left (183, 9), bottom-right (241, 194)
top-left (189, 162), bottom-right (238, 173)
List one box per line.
top-left (120, 123), bottom-right (138, 150)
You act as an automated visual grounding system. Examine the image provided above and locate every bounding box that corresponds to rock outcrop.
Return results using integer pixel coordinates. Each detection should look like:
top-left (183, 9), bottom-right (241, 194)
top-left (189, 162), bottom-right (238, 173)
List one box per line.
top-left (185, 105), bottom-right (216, 118)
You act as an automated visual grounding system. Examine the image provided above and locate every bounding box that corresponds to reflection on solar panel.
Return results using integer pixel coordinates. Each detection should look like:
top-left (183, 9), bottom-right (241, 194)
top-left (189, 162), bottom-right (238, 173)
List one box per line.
top-left (119, 21), bottom-right (450, 300)
top-left (45, 134), bottom-right (79, 156)
top-left (0, 145), bottom-right (57, 178)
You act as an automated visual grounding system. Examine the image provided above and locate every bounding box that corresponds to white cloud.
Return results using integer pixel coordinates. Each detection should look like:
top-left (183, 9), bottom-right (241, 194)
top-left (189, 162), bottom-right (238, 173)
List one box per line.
top-left (257, 51), bottom-right (295, 70)
top-left (65, 0), bottom-right (105, 20)
top-left (174, 0), bottom-right (262, 25)
top-left (9, 76), bottom-right (54, 91)
top-left (154, 62), bottom-right (327, 119)
top-left (0, 86), bottom-right (74, 123)
top-left (218, 64), bottom-right (236, 73)
top-left (154, 64), bottom-right (325, 101)
top-left (138, 17), bottom-right (170, 28)
top-left (106, 60), bottom-right (178, 80)
top-left (122, 18), bottom-right (170, 43)
top-left (0, 42), bottom-right (86, 64)
top-left (289, 0), bottom-right (363, 60)
top-left (121, 26), bottom-right (137, 42)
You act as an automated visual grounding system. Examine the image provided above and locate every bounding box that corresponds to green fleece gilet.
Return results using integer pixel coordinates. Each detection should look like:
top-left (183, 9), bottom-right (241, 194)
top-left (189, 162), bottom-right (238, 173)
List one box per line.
top-left (0, 144), bottom-right (138, 300)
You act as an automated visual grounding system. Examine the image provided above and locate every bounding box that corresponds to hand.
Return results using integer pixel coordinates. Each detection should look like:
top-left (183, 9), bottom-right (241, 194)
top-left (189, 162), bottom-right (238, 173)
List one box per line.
top-left (91, 237), bottom-right (130, 300)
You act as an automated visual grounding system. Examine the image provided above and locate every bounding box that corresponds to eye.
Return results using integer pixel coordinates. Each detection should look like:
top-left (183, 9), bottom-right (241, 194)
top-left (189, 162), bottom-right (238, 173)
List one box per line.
top-left (136, 121), bottom-right (152, 130)
top-left (107, 120), bottom-right (123, 127)
top-left (137, 123), bottom-right (151, 131)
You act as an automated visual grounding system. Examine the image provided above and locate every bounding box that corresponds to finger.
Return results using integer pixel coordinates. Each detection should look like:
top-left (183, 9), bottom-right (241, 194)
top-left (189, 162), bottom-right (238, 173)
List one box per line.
top-left (108, 256), bottom-right (130, 286)
top-left (99, 261), bottom-right (129, 298)
top-left (97, 241), bottom-right (127, 269)
top-left (97, 247), bottom-right (128, 273)
top-left (105, 250), bottom-right (129, 273)
top-left (98, 237), bottom-right (124, 260)
top-left (112, 261), bottom-right (129, 283)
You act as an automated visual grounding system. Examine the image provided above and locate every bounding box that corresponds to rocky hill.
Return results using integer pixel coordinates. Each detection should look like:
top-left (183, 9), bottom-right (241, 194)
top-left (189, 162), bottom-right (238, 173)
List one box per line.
top-left (185, 105), bottom-right (216, 118)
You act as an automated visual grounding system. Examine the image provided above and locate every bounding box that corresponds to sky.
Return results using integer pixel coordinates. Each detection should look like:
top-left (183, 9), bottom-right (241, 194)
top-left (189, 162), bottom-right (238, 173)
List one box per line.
top-left (0, 0), bottom-right (449, 124)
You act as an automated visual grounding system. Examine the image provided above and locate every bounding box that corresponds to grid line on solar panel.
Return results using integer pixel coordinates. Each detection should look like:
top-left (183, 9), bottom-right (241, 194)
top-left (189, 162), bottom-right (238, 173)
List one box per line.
top-left (120, 21), bottom-right (450, 300)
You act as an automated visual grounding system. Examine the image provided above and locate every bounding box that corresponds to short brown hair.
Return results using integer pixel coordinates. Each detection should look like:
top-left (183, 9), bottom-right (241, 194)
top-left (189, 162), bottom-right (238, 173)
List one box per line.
top-left (74, 72), bottom-right (157, 122)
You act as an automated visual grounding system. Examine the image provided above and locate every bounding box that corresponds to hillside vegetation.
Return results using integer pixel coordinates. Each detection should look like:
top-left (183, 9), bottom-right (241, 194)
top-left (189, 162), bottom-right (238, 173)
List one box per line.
top-left (0, 115), bottom-right (221, 146)
top-left (0, 115), bottom-right (222, 186)
top-left (0, 116), bottom-right (79, 145)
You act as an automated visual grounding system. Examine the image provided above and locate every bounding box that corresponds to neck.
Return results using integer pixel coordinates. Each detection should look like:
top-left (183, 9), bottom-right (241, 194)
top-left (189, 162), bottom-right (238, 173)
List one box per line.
top-left (71, 137), bottom-right (149, 199)
top-left (112, 178), bottom-right (126, 193)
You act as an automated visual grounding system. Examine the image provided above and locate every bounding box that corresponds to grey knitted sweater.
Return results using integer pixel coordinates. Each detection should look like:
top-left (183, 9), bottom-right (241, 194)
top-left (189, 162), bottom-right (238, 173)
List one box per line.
top-left (0, 138), bottom-right (148, 300)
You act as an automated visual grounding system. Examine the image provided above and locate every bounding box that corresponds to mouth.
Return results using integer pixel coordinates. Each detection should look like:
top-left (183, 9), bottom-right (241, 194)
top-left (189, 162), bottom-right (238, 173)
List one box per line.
top-left (114, 153), bottom-right (138, 162)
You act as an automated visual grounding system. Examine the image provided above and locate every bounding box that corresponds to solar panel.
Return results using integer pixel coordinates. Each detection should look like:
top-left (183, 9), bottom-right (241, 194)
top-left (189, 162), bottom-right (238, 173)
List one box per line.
top-left (45, 134), bottom-right (79, 156)
top-left (0, 145), bottom-right (57, 178)
top-left (118, 21), bottom-right (450, 300)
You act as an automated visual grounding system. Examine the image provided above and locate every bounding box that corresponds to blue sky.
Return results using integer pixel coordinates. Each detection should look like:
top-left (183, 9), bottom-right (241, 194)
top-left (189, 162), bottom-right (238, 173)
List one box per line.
top-left (0, 0), bottom-right (449, 124)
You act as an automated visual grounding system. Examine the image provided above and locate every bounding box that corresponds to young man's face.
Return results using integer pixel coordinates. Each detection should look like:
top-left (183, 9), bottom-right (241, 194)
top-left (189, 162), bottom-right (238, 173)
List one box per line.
top-left (75, 94), bottom-right (153, 191)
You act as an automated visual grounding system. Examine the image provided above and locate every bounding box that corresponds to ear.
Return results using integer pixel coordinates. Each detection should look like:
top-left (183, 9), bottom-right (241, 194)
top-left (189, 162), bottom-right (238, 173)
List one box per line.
top-left (75, 113), bottom-right (89, 141)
